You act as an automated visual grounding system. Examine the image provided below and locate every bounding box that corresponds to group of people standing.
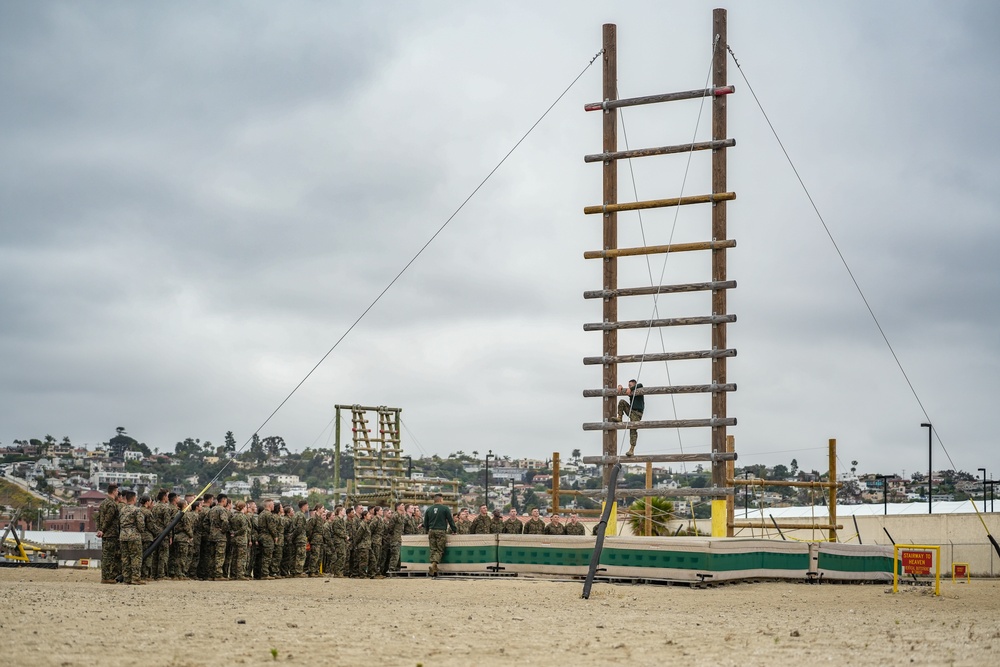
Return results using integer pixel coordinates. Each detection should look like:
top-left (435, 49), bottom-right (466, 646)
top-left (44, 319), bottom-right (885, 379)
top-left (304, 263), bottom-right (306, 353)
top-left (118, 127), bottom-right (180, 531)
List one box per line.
top-left (95, 484), bottom-right (588, 585)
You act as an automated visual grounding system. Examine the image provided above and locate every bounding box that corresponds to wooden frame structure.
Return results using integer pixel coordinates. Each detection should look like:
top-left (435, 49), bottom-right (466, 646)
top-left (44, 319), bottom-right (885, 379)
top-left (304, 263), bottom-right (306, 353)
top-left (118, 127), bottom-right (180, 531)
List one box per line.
top-left (334, 403), bottom-right (462, 508)
top-left (582, 11), bottom-right (737, 536)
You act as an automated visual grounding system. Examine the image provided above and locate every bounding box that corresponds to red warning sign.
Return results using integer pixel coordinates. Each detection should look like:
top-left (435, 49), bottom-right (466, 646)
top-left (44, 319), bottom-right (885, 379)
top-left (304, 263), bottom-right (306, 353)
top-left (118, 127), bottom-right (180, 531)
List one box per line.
top-left (901, 550), bottom-right (933, 575)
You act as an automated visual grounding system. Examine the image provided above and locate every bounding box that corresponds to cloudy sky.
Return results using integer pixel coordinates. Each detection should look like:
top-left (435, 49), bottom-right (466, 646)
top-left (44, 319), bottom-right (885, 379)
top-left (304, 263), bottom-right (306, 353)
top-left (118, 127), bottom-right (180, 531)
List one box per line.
top-left (2, 2), bottom-right (997, 479)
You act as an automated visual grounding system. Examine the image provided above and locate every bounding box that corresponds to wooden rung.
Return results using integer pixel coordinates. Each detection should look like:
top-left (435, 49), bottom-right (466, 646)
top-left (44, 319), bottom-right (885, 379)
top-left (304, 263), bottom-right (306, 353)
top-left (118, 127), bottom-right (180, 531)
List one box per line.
top-left (584, 239), bottom-right (736, 260)
top-left (584, 138), bottom-right (736, 163)
top-left (582, 452), bottom-right (738, 464)
top-left (583, 314), bottom-right (735, 331)
top-left (731, 521), bottom-right (844, 531)
top-left (584, 192), bottom-right (735, 215)
top-left (583, 349), bottom-right (736, 365)
top-left (582, 417), bottom-right (737, 431)
top-left (583, 383), bottom-right (736, 397)
top-left (578, 487), bottom-right (734, 498)
top-left (584, 280), bottom-right (736, 299)
top-left (584, 85), bottom-right (734, 112)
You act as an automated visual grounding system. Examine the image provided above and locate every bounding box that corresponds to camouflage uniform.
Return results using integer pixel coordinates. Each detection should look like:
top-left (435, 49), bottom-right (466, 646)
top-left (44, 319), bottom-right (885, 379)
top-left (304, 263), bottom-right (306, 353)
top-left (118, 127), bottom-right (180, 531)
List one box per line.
top-left (174, 509), bottom-right (198, 578)
top-left (502, 517), bottom-right (523, 534)
top-left (490, 515), bottom-right (504, 534)
top-left (207, 503), bottom-right (230, 580)
top-left (118, 504), bottom-right (143, 584)
top-left (331, 515), bottom-right (348, 576)
top-left (523, 517), bottom-right (546, 534)
top-left (257, 510), bottom-right (276, 579)
top-left (470, 513), bottom-right (492, 535)
top-left (228, 511), bottom-right (250, 579)
top-left (291, 510), bottom-right (308, 576)
top-left (196, 505), bottom-right (211, 579)
top-left (96, 496), bottom-right (120, 582)
top-left (305, 513), bottom-right (325, 576)
top-left (151, 501), bottom-right (174, 579)
top-left (346, 516), bottom-right (359, 577)
top-left (544, 521), bottom-right (566, 536)
top-left (565, 521), bottom-right (586, 536)
top-left (321, 518), bottom-right (335, 575)
top-left (189, 507), bottom-right (206, 579)
top-left (422, 503), bottom-right (457, 575)
top-left (368, 513), bottom-right (385, 578)
top-left (272, 511), bottom-right (286, 578)
top-left (139, 505), bottom-right (155, 579)
top-left (387, 511), bottom-right (406, 572)
top-left (248, 511), bottom-right (260, 578)
top-left (380, 516), bottom-right (393, 575)
top-left (354, 518), bottom-right (372, 578)
top-left (280, 513), bottom-right (294, 576)
top-left (455, 517), bottom-right (472, 534)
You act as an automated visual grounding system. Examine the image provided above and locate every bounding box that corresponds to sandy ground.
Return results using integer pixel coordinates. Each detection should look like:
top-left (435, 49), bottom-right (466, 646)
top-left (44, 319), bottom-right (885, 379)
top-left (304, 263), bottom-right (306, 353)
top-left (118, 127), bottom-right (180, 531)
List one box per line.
top-left (1, 569), bottom-right (998, 667)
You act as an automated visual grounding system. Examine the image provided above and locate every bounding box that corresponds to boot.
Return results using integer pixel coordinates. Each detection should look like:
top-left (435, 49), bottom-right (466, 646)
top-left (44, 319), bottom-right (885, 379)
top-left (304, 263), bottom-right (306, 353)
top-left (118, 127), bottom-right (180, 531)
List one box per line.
top-left (626, 445), bottom-right (635, 457)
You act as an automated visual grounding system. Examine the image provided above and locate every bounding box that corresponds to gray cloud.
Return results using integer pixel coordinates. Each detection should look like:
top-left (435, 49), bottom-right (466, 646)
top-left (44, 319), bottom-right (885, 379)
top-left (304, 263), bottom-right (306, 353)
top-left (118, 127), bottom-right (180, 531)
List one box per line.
top-left (0, 2), bottom-right (996, 479)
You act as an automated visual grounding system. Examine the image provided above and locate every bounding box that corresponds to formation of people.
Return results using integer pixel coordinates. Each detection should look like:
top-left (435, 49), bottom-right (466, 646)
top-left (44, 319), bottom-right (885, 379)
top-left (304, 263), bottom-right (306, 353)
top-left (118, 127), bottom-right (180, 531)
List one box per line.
top-left (95, 484), bottom-right (587, 585)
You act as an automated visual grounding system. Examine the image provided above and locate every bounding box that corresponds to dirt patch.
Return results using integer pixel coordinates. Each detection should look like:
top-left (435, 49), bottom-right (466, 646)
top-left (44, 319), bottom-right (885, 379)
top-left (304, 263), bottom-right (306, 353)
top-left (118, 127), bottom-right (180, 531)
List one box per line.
top-left (1, 569), bottom-right (997, 666)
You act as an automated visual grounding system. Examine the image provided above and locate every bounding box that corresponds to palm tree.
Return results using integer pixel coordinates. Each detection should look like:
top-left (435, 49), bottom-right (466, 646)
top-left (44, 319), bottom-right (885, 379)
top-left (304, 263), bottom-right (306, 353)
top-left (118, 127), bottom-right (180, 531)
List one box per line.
top-left (572, 449), bottom-right (582, 462)
top-left (626, 497), bottom-right (675, 537)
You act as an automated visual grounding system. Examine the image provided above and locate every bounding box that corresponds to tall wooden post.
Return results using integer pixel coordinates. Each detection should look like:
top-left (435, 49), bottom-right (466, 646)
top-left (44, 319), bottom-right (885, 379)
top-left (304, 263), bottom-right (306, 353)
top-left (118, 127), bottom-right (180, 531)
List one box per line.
top-left (828, 439), bottom-right (838, 542)
top-left (601, 23), bottom-right (619, 487)
top-left (710, 7), bottom-right (729, 538)
top-left (333, 406), bottom-right (342, 493)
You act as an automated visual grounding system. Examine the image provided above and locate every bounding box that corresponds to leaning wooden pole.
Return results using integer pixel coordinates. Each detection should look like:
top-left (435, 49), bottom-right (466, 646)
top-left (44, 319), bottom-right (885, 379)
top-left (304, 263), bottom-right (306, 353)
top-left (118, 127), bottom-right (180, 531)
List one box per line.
top-left (710, 7), bottom-right (731, 538)
top-left (601, 23), bottom-right (618, 487)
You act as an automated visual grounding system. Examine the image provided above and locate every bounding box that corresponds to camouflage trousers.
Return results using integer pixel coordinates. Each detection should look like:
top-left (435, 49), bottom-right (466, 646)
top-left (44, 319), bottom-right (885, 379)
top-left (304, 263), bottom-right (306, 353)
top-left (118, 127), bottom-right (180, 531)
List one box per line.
top-left (271, 541), bottom-right (284, 577)
top-left (171, 541), bottom-right (191, 578)
top-left (292, 541), bottom-right (307, 575)
top-left (306, 543), bottom-right (324, 575)
top-left (368, 541), bottom-right (382, 578)
top-left (153, 539), bottom-right (170, 579)
top-left (258, 537), bottom-right (275, 578)
top-left (230, 540), bottom-right (248, 579)
top-left (141, 540), bottom-right (153, 579)
top-left (188, 539), bottom-right (202, 578)
top-left (427, 530), bottom-right (448, 565)
top-left (208, 540), bottom-right (227, 579)
top-left (100, 536), bottom-right (120, 581)
top-left (120, 539), bottom-right (142, 584)
top-left (388, 541), bottom-right (402, 572)
top-left (333, 540), bottom-right (347, 576)
top-left (617, 400), bottom-right (643, 447)
top-left (355, 542), bottom-right (370, 577)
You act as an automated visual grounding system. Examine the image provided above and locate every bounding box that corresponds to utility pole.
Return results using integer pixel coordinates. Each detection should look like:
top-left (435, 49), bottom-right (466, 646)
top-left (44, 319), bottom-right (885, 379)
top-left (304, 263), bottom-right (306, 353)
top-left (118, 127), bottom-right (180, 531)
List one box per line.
top-left (921, 423), bottom-right (932, 513)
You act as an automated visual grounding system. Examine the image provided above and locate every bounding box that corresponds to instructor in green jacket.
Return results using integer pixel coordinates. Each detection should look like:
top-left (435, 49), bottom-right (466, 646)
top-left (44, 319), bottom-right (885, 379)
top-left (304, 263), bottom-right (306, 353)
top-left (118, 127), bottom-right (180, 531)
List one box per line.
top-left (421, 493), bottom-right (457, 577)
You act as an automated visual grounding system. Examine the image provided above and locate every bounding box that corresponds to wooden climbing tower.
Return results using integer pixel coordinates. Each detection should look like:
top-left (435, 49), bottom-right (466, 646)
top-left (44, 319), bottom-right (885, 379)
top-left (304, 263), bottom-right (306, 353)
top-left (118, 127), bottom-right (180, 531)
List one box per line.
top-left (333, 403), bottom-right (461, 509)
top-left (581, 10), bottom-right (737, 536)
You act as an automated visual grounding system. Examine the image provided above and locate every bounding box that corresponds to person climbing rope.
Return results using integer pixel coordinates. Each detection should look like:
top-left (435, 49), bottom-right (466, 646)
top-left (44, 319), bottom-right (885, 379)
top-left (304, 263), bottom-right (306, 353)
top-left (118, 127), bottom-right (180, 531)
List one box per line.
top-left (609, 379), bottom-right (643, 456)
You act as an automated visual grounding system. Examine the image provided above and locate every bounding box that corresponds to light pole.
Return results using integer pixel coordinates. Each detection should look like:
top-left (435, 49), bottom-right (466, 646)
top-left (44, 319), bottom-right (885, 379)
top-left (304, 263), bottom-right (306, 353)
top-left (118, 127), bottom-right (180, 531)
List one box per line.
top-left (402, 456), bottom-right (412, 479)
top-left (979, 468), bottom-right (987, 510)
top-left (921, 423), bottom-right (932, 514)
top-left (485, 450), bottom-right (494, 509)
top-left (876, 475), bottom-right (891, 516)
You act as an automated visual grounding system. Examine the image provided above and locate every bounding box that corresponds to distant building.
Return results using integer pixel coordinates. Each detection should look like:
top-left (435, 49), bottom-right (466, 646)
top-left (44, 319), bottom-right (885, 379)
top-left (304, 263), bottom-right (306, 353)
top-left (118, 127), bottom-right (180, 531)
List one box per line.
top-left (491, 467), bottom-right (527, 482)
top-left (224, 480), bottom-right (252, 497)
top-left (45, 498), bottom-right (102, 532)
top-left (89, 470), bottom-right (157, 491)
